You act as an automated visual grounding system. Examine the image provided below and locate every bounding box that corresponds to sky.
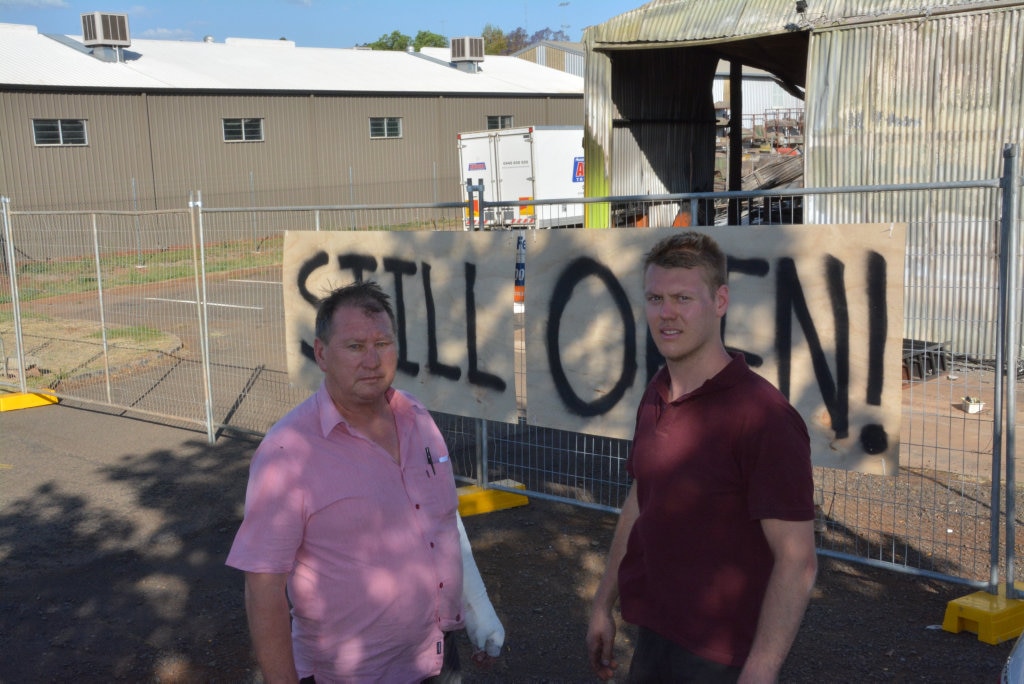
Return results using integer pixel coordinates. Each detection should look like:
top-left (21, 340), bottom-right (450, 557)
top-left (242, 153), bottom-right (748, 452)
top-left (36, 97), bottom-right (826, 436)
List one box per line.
top-left (0, 0), bottom-right (643, 47)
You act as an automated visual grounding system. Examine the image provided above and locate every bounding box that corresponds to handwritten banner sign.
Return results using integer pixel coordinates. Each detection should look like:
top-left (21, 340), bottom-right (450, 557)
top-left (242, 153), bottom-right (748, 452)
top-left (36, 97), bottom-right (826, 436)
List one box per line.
top-left (283, 230), bottom-right (519, 425)
top-left (525, 225), bottom-right (905, 474)
top-left (283, 224), bottom-right (905, 474)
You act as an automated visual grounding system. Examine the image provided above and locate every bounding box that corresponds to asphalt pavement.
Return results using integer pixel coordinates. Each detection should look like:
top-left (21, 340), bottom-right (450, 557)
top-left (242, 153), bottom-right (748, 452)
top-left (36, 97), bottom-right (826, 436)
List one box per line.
top-left (0, 396), bottom-right (263, 681)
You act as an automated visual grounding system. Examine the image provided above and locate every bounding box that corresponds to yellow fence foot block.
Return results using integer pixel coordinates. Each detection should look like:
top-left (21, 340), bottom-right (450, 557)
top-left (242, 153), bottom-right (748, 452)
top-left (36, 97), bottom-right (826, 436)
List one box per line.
top-left (0, 390), bottom-right (59, 412)
top-left (942, 583), bottom-right (1024, 645)
top-left (458, 479), bottom-right (529, 517)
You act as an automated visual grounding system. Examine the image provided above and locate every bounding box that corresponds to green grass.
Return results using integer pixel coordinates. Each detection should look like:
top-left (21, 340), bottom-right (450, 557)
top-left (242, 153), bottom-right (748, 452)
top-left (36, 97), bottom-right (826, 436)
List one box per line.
top-left (0, 235), bottom-right (284, 304)
top-left (87, 325), bottom-right (165, 344)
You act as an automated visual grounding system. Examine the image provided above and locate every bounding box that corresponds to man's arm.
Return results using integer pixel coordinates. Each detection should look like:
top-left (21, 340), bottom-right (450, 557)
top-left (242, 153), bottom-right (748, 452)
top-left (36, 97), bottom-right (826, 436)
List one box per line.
top-left (586, 481), bottom-right (640, 681)
top-left (244, 571), bottom-right (298, 684)
top-left (739, 518), bottom-right (817, 684)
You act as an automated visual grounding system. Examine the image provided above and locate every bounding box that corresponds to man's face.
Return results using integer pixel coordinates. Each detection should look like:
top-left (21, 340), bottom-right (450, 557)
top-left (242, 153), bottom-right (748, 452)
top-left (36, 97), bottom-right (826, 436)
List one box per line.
top-left (313, 305), bottom-right (398, 408)
top-left (643, 264), bottom-right (728, 365)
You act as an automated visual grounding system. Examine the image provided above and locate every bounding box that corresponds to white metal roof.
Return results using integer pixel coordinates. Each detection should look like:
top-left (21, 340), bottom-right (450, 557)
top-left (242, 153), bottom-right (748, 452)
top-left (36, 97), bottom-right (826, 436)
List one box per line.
top-left (0, 22), bottom-right (584, 95)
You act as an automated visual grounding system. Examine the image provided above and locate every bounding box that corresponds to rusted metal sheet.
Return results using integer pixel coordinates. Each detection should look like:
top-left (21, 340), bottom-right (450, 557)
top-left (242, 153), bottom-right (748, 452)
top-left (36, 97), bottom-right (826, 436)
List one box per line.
top-left (803, 6), bottom-right (1024, 355)
top-left (587, 0), bottom-right (1022, 46)
top-left (805, 7), bottom-right (1024, 186)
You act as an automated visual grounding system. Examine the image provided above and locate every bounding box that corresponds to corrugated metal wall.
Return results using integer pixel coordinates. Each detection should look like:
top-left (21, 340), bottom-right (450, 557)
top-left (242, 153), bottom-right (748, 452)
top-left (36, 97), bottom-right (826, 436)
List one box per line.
top-left (587, 0), bottom-right (1010, 45)
top-left (805, 6), bottom-right (1024, 356)
top-left (608, 47), bottom-right (718, 198)
top-left (517, 45), bottom-right (585, 77)
top-left (711, 76), bottom-right (804, 117)
top-left (583, 46), bottom-right (718, 226)
top-left (0, 91), bottom-right (583, 211)
top-left (0, 92), bottom-right (154, 211)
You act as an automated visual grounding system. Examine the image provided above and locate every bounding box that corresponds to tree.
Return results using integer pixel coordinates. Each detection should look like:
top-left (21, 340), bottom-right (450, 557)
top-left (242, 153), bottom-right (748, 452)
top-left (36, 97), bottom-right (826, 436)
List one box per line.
top-left (529, 27), bottom-right (572, 44)
top-left (505, 27), bottom-right (528, 54)
top-left (481, 23), bottom-right (507, 55)
top-left (367, 30), bottom-right (412, 51)
top-left (413, 30), bottom-right (448, 50)
top-left (480, 24), bottom-right (547, 55)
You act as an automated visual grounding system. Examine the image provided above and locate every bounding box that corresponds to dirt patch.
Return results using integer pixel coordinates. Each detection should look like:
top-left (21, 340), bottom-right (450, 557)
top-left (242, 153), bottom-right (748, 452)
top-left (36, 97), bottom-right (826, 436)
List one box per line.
top-left (0, 317), bottom-right (182, 389)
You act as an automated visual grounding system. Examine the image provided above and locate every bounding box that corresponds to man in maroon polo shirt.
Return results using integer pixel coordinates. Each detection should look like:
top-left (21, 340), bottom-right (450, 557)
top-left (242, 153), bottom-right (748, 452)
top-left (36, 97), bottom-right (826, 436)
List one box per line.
top-left (586, 232), bottom-right (818, 683)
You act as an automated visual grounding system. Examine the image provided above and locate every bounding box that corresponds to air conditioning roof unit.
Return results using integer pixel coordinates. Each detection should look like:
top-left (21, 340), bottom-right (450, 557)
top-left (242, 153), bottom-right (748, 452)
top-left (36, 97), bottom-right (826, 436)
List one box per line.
top-left (81, 12), bottom-right (131, 48)
top-left (451, 36), bottom-right (484, 63)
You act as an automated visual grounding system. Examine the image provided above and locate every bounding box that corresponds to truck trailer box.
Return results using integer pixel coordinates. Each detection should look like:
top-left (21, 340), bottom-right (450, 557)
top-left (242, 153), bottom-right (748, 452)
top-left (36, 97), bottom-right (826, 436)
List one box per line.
top-left (458, 125), bottom-right (585, 229)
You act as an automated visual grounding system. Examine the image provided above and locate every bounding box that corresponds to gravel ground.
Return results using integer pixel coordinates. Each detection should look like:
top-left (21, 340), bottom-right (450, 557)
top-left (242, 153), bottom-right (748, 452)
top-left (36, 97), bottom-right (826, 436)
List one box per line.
top-left (0, 402), bottom-right (1019, 682)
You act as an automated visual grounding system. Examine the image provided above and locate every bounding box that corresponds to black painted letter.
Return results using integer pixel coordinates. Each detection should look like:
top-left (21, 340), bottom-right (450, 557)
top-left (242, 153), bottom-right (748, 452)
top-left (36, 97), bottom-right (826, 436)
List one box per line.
top-left (546, 257), bottom-right (636, 416)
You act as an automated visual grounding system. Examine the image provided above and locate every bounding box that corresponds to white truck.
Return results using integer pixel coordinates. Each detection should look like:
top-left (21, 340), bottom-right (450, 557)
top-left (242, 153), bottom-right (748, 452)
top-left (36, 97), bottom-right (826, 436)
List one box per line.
top-left (458, 125), bottom-right (585, 229)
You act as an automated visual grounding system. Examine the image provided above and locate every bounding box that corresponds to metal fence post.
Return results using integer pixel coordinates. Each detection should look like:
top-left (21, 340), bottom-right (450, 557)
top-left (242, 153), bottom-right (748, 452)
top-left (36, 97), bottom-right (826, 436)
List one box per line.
top-left (1, 196), bottom-right (28, 394)
top-left (1000, 143), bottom-right (1021, 598)
top-left (188, 191), bottom-right (216, 444)
top-left (89, 212), bottom-right (113, 404)
top-left (476, 418), bottom-right (489, 488)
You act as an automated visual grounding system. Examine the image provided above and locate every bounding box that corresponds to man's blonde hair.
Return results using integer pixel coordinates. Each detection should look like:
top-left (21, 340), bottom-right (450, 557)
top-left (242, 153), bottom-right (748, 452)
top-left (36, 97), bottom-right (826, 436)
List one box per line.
top-left (643, 231), bottom-right (727, 291)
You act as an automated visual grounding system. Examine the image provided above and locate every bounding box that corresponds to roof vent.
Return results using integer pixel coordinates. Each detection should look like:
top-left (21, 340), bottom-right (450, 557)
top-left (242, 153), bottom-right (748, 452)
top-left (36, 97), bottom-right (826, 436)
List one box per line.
top-left (451, 36), bottom-right (484, 62)
top-left (81, 12), bottom-right (130, 47)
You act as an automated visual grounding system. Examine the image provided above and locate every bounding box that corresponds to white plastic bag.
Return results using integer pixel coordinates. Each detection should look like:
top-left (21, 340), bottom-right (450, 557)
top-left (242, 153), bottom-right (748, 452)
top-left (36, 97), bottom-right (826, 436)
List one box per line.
top-left (457, 512), bottom-right (505, 657)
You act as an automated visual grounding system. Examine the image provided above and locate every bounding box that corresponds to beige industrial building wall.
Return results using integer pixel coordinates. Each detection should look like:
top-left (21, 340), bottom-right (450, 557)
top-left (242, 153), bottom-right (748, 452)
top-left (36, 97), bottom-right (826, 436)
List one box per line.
top-left (0, 90), bottom-right (583, 211)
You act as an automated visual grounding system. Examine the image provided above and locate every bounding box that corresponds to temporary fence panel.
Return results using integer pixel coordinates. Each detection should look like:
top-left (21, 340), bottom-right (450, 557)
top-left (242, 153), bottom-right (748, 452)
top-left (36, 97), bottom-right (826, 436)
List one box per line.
top-left (187, 201), bottom-right (470, 437)
top-left (3, 172), bottom-right (1022, 589)
top-left (0, 207), bottom-right (214, 430)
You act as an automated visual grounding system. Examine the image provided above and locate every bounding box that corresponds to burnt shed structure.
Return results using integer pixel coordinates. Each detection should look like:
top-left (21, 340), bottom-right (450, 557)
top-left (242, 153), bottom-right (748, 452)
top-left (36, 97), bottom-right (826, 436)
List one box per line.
top-left (583, 0), bottom-right (1024, 356)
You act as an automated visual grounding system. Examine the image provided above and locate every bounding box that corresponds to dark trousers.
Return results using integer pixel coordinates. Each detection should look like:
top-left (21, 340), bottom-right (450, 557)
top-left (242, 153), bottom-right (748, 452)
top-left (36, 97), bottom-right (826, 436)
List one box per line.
top-left (627, 626), bottom-right (741, 684)
top-left (423, 630), bottom-right (462, 684)
top-left (299, 630), bottom-right (461, 684)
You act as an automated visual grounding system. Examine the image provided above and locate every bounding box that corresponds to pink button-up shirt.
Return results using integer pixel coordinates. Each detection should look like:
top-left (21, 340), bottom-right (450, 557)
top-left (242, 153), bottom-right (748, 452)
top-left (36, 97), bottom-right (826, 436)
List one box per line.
top-left (227, 383), bottom-right (463, 683)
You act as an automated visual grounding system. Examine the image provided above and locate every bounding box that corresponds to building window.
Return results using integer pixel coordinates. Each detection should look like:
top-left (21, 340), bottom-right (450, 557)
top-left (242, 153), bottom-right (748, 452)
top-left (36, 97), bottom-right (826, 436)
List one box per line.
top-left (32, 119), bottom-right (87, 146)
top-left (369, 117), bottom-right (402, 139)
top-left (223, 118), bottom-right (264, 142)
top-left (487, 115), bottom-right (514, 130)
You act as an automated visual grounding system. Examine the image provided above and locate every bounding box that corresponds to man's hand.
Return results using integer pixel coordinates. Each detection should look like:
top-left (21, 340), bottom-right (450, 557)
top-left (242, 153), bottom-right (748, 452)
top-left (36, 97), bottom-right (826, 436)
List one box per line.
top-left (586, 608), bottom-right (619, 681)
top-left (471, 649), bottom-right (498, 670)
top-left (586, 483), bottom-right (637, 681)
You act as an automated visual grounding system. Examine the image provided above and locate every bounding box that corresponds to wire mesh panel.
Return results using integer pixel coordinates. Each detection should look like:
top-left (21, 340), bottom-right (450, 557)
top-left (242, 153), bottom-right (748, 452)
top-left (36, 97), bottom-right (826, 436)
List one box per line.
top-left (1, 208), bottom-right (213, 428)
top-left (194, 202), bottom-right (471, 436)
top-left (188, 207), bottom-right (299, 435)
top-left (473, 186), bottom-right (1018, 587)
top-left (4, 183), bottom-right (1021, 588)
top-left (485, 420), bottom-right (632, 512)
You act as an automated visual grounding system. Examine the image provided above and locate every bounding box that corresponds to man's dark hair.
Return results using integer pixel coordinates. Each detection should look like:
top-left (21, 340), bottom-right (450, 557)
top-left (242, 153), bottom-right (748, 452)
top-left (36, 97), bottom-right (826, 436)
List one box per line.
top-left (315, 281), bottom-right (396, 342)
top-left (643, 231), bottom-right (727, 291)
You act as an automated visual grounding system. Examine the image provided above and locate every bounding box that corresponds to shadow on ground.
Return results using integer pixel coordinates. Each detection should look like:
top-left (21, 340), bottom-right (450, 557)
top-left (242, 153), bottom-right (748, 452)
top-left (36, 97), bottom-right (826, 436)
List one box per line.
top-left (0, 402), bottom-right (1017, 682)
top-left (0, 406), bottom-right (260, 681)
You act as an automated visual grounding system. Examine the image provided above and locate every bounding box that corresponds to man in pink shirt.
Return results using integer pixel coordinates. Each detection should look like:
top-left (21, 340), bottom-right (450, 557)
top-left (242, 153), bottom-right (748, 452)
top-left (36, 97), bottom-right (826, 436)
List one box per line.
top-left (228, 280), bottom-right (498, 683)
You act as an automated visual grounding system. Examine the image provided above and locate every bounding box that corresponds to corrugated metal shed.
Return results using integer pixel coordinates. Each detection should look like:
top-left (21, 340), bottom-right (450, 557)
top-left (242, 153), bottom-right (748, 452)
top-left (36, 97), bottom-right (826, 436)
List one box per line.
top-left (587, 0), bottom-right (1017, 86)
top-left (513, 41), bottom-right (586, 77)
top-left (582, 0), bottom-right (1024, 355)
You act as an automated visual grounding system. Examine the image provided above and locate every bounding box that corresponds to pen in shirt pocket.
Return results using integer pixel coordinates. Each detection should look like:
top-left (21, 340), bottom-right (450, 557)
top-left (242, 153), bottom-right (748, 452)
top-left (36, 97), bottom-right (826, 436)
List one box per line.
top-left (425, 447), bottom-right (436, 476)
